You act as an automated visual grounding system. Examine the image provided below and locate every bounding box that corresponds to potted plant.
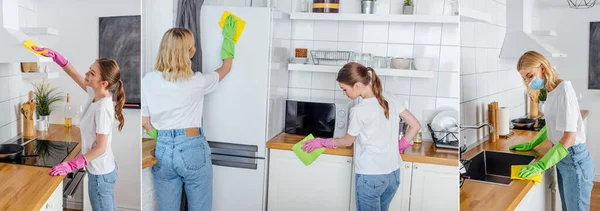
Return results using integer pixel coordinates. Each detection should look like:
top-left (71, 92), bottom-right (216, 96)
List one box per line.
top-left (361, 0), bottom-right (377, 14)
top-left (403, 0), bottom-right (414, 14)
top-left (32, 80), bottom-right (63, 131)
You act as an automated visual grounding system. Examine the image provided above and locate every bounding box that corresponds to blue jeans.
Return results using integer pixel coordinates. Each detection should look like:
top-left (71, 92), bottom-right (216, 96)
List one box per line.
top-left (356, 169), bottom-right (400, 211)
top-left (88, 166), bottom-right (118, 211)
top-left (153, 128), bottom-right (212, 211)
top-left (556, 144), bottom-right (595, 211)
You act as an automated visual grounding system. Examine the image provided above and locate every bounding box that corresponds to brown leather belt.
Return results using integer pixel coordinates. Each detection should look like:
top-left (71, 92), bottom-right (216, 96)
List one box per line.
top-left (185, 128), bottom-right (200, 137)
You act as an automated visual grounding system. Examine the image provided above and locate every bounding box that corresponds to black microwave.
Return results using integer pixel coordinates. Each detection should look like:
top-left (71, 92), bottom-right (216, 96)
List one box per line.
top-left (284, 100), bottom-right (349, 138)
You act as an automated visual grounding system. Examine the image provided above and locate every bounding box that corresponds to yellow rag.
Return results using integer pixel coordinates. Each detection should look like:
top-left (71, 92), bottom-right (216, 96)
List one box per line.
top-left (22, 40), bottom-right (48, 55)
top-left (511, 165), bottom-right (542, 185)
top-left (218, 10), bottom-right (246, 44)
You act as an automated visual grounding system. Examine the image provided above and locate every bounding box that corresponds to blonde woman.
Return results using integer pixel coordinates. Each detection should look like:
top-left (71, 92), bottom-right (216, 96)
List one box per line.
top-left (141, 16), bottom-right (236, 210)
top-left (512, 51), bottom-right (595, 210)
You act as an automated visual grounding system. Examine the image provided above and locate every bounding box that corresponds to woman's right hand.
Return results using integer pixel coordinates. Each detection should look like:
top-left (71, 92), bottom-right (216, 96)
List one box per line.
top-left (32, 46), bottom-right (68, 67)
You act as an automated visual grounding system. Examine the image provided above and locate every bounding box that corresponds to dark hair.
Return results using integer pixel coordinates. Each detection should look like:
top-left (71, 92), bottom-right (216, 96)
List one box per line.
top-left (97, 58), bottom-right (126, 131)
top-left (336, 62), bottom-right (389, 119)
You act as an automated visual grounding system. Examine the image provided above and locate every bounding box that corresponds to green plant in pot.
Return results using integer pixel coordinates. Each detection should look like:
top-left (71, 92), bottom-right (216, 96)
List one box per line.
top-left (403, 0), bottom-right (414, 14)
top-left (32, 80), bottom-right (63, 131)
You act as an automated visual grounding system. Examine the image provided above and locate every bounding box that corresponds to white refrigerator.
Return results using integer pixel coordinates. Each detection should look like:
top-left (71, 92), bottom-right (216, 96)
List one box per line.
top-left (200, 5), bottom-right (290, 211)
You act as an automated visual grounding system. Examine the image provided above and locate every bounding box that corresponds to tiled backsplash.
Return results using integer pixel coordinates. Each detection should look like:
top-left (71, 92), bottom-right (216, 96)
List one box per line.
top-left (0, 63), bottom-right (28, 144)
top-left (283, 0), bottom-right (459, 139)
top-left (460, 0), bottom-right (526, 147)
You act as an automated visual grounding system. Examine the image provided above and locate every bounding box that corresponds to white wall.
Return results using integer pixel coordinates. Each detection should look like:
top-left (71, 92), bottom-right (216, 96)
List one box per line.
top-left (0, 0), bottom-right (39, 144)
top-left (283, 0), bottom-right (460, 139)
top-left (460, 0), bottom-right (526, 147)
top-left (537, 6), bottom-right (600, 182)
top-left (37, 0), bottom-right (141, 210)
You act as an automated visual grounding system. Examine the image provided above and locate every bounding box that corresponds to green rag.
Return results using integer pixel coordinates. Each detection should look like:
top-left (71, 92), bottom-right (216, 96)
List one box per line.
top-left (292, 134), bottom-right (326, 166)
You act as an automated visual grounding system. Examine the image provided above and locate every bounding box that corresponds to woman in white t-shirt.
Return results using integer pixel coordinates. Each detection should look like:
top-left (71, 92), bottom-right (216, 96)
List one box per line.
top-left (34, 47), bottom-right (125, 211)
top-left (512, 51), bottom-right (595, 210)
top-left (302, 62), bottom-right (421, 211)
top-left (141, 16), bottom-right (237, 211)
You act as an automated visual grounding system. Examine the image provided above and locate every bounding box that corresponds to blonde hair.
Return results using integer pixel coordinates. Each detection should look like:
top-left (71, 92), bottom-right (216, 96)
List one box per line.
top-left (155, 28), bottom-right (195, 81)
top-left (517, 51), bottom-right (561, 94)
top-left (337, 62), bottom-right (389, 119)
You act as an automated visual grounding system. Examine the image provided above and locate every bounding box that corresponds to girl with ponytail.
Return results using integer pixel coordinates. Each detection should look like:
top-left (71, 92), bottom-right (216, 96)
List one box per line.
top-left (302, 62), bottom-right (421, 210)
top-left (34, 47), bottom-right (124, 210)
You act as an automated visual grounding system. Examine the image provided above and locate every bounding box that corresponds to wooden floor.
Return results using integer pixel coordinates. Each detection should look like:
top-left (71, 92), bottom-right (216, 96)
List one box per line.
top-left (592, 182), bottom-right (600, 211)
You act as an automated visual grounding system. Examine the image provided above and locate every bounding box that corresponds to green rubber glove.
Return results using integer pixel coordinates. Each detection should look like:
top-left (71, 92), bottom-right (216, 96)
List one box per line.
top-left (221, 15), bottom-right (236, 60)
top-left (146, 128), bottom-right (158, 140)
top-left (518, 142), bottom-right (569, 178)
top-left (509, 126), bottom-right (547, 151)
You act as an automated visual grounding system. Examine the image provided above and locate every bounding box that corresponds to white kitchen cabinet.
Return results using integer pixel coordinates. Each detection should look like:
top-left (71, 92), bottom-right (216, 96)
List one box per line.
top-left (408, 163), bottom-right (458, 211)
top-left (40, 181), bottom-right (63, 211)
top-left (268, 149), bottom-right (353, 211)
top-left (514, 168), bottom-right (552, 211)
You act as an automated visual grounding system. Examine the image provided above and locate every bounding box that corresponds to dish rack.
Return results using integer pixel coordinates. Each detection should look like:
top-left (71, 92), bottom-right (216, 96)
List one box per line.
top-left (310, 50), bottom-right (351, 65)
top-left (427, 123), bottom-right (459, 148)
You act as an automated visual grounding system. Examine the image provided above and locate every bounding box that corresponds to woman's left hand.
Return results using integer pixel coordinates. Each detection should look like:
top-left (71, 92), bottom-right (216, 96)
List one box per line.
top-left (518, 163), bottom-right (543, 178)
top-left (49, 155), bottom-right (88, 176)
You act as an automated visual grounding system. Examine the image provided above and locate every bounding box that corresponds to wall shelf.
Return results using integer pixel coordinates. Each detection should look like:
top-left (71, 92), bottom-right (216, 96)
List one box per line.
top-left (533, 30), bottom-right (557, 37)
top-left (20, 27), bottom-right (59, 36)
top-left (21, 72), bottom-right (59, 80)
top-left (289, 13), bottom-right (459, 24)
top-left (288, 63), bottom-right (434, 78)
top-left (459, 8), bottom-right (491, 23)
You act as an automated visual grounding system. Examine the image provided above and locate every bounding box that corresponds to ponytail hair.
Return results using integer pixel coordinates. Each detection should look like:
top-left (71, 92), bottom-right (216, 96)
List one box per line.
top-left (337, 62), bottom-right (390, 119)
top-left (97, 58), bottom-right (126, 131)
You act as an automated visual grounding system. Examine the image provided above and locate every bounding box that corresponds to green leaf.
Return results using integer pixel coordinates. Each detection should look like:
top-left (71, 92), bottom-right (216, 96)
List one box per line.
top-left (31, 80), bottom-right (64, 116)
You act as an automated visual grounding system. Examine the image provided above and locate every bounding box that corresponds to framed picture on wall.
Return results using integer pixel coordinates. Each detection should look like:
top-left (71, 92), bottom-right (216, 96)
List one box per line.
top-left (99, 15), bottom-right (141, 108)
top-left (589, 22), bottom-right (600, 89)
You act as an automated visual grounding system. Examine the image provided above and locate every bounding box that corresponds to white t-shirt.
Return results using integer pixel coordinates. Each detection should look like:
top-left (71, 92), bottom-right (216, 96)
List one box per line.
top-left (348, 92), bottom-right (404, 175)
top-left (544, 81), bottom-right (586, 145)
top-left (141, 71), bottom-right (220, 129)
top-left (79, 87), bottom-right (116, 175)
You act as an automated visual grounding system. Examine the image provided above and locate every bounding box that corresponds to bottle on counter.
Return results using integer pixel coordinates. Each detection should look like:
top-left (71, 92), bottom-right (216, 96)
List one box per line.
top-left (64, 93), bottom-right (73, 128)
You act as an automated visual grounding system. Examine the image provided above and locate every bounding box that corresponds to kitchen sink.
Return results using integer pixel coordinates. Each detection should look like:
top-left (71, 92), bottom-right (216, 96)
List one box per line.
top-left (463, 151), bottom-right (536, 186)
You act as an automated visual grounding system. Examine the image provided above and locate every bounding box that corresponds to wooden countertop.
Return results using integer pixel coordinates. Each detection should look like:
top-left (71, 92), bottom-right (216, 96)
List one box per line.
top-left (267, 133), bottom-right (458, 166)
top-left (142, 138), bottom-right (157, 169)
top-left (0, 124), bottom-right (81, 211)
top-left (460, 109), bottom-right (589, 211)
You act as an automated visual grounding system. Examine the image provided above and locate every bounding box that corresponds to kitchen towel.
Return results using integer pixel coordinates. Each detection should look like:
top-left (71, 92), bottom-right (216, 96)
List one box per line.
top-left (218, 10), bottom-right (246, 44)
top-left (498, 107), bottom-right (510, 136)
top-left (511, 165), bottom-right (542, 185)
top-left (22, 40), bottom-right (48, 55)
top-left (292, 134), bottom-right (326, 166)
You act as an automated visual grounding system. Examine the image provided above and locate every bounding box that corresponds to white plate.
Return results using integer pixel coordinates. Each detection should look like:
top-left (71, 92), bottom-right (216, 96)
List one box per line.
top-left (431, 109), bottom-right (458, 141)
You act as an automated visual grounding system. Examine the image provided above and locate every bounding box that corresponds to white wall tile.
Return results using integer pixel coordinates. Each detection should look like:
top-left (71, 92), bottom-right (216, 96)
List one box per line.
top-left (291, 20), bottom-right (314, 40)
top-left (374, 0), bottom-right (391, 15)
top-left (486, 72), bottom-right (499, 96)
top-left (8, 76), bottom-right (23, 99)
top-left (311, 90), bottom-right (335, 99)
top-left (461, 47), bottom-right (476, 75)
top-left (462, 99), bottom-right (478, 125)
top-left (489, 0), bottom-right (498, 26)
top-left (439, 46), bottom-right (459, 72)
top-left (498, 4), bottom-right (506, 27)
top-left (363, 22), bottom-right (389, 43)
top-left (274, 19), bottom-right (292, 39)
top-left (388, 23), bottom-right (415, 44)
top-left (288, 71), bottom-right (312, 89)
top-left (441, 24), bottom-right (459, 46)
top-left (476, 73), bottom-right (489, 98)
top-left (474, 23), bottom-right (487, 48)
top-left (410, 71), bottom-right (438, 97)
top-left (460, 22), bottom-right (475, 47)
top-left (288, 88), bottom-right (311, 98)
top-left (311, 72), bottom-right (336, 90)
top-left (436, 97), bottom-right (459, 113)
top-left (334, 90), bottom-right (347, 100)
top-left (362, 43), bottom-right (389, 57)
top-left (389, 0), bottom-right (403, 14)
top-left (414, 23), bottom-right (442, 45)
top-left (462, 74), bottom-right (478, 102)
top-left (437, 72), bottom-right (459, 98)
top-left (473, 0), bottom-right (487, 12)
top-left (413, 45), bottom-right (441, 70)
top-left (393, 94), bottom-right (410, 108)
top-left (475, 48), bottom-right (487, 73)
top-left (486, 49), bottom-right (499, 72)
top-left (9, 98), bottom-right (19, 123)
top-left (7, 121), bottom-right (18, 140)
top-left (338, 21), bottom-right (363, 42)
top-left (415, 0), bottom-right (444, 15)
top-left (0, 77), bottom-right (9, 102)
top-left (409, 96), bottom-right (437, 121)
top-left (387, 44), bottom-right (413, 58)
top-left (385, 76), bottom-right (411, 95)
top-left (314, 21), bottom-right (339, 41)
top-left (339, 0), bottom-right (361, 13)
top-left (0, 101), bottom-right (9, 126)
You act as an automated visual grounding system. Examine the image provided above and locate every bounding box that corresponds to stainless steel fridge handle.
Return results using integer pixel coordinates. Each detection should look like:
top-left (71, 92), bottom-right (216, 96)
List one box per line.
top-left (211, 154), bottom-right (260, 170)
top-left (63, 169), bottom-right (86, 198)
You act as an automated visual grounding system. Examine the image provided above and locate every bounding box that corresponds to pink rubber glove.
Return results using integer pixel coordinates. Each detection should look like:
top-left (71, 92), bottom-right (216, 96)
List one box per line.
top-left (302, 137), bottom-right (335, 153)
top-left (32, 46), bottom-right (68, 67)
top-left (398, 137), bottom-right (412, 153)
top-left (49, 155), bottom-right (87, 176)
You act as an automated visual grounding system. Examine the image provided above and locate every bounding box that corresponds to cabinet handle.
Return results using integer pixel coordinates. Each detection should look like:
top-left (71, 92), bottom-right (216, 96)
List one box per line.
top-left (346, 159), bottom-right (351, 163)
top-left (414, 165), bottom-right (418, 169)
top-left (405, 164), bottom-right (410, 168)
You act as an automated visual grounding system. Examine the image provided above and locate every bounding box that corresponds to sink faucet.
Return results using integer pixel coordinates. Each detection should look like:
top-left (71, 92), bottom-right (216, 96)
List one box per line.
top-left (460, 122), bottom-right (495, 134)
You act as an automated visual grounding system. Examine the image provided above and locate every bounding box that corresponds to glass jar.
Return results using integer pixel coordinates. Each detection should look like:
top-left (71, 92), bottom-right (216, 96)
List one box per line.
top-left (359, 53), bottom-right (372, 67)
top-left (313, 0), bottom-right (339, 13)
top-left (413, 132), bottom-right (423, 144)
top-left (383, 56), bottom-right (392, 69)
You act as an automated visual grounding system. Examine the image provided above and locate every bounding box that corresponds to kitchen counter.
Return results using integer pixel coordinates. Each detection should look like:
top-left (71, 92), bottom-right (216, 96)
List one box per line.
top-left (460, 109), bottom-right (589, 211)
top-left (142, 138), bottom-right (156, 169)
top-left (267, 133), bottom-right (458, 166)
top-left (0, 124), bottom-right (81, 211)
